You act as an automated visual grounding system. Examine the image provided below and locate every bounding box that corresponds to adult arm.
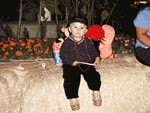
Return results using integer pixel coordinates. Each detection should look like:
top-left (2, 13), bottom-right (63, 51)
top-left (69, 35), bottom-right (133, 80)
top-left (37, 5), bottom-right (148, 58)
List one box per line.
top-left (136, 27), bottom-right (150, 47)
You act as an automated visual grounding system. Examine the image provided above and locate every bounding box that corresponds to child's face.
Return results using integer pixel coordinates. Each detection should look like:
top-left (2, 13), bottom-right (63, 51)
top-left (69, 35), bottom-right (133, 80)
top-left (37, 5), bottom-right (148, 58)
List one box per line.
top-left (69, 22), bottom-right (87, 39)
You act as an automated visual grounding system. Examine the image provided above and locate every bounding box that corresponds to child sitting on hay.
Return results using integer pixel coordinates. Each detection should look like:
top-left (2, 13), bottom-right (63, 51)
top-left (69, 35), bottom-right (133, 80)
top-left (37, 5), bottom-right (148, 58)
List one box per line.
top-left (60, 17), bottom-right (102, 111)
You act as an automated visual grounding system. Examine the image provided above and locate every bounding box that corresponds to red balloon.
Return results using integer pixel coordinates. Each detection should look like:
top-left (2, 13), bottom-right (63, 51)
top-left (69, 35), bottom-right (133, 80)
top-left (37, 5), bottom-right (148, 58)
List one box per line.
top-left (85, 24), bottom-right (104, 41)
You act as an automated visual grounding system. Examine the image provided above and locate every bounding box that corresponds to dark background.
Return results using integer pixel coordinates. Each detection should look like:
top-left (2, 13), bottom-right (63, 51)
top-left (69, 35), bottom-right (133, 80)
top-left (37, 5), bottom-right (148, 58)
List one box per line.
top-left (0, 0), bottom-right (19, 21)
top-left (0, 0), bottom-right (145, 37)
top-left (0, 0), bottom-right (137, 21)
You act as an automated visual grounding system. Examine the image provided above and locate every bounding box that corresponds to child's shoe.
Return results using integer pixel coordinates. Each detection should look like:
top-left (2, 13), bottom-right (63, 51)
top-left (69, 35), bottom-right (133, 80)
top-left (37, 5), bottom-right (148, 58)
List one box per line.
top-left (92, 91), bottom-right (102, 106)
top-left (69, 98), bottom-right (80, 111)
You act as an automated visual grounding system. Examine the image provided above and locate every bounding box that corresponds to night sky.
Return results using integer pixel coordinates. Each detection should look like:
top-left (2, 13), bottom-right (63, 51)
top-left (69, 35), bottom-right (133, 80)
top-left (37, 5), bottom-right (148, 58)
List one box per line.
top-left (0, 0), bottom-right (137, 22)
top-left (0, 0), bottom-right (19, 21)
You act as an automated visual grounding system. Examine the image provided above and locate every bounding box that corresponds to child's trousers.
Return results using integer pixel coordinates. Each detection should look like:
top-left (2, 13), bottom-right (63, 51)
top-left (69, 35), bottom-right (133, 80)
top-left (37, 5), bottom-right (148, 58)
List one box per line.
top-left (62, 64), bottom-right (101, 99)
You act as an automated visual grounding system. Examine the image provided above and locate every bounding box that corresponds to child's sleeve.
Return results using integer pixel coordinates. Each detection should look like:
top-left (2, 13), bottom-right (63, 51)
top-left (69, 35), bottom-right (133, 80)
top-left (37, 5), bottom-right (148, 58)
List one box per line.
top-left (88, 40), bottom-right (100, 59)
top-left (60, 41), bottom-right (74, 65)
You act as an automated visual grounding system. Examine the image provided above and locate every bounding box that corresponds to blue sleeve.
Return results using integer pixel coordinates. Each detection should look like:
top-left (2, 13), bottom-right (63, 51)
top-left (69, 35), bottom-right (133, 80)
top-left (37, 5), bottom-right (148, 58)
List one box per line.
top-left (133, 9), bottom-right (150, 28)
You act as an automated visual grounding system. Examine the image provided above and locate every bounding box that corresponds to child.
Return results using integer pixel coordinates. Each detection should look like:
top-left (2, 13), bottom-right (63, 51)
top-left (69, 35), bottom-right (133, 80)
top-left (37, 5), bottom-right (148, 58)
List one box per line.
top-left (60, 17), bottom-right (102, 111)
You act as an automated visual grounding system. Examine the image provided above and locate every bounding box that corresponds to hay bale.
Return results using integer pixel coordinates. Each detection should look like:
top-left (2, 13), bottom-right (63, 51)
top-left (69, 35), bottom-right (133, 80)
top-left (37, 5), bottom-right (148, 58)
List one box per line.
top-left (0, 76), bottom-right (11, 113)
top-left (99, 56), bottom-right (150, 113)
top-left (18, 56), bottom-right (150, 113)
top-left (21, 67), bottom-right (66, 113)
top-left (0, 70), bottom-right (21, 113)
top-left (1, 55), bottom-right (150, 113)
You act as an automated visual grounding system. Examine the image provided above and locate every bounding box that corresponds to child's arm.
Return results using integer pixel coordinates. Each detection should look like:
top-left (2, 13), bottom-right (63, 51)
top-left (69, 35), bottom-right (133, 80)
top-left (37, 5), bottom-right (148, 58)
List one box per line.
top-left (93, 57), bottom-right (101, 68)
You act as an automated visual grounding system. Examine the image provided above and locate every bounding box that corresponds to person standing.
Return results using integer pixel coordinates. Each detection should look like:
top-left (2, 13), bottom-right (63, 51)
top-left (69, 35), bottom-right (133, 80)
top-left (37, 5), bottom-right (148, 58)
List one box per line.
top-left (40, 4), bottom-right (51, 39)
top-left (133, 2), bottom-right (150, 66)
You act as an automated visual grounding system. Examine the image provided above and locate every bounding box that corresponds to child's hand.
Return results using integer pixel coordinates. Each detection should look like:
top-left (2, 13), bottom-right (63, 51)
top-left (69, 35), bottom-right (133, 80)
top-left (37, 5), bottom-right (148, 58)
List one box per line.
top-left (72, 61), bottom-right (79, 66)
top-left (94, 57), bottom-right (100, 68)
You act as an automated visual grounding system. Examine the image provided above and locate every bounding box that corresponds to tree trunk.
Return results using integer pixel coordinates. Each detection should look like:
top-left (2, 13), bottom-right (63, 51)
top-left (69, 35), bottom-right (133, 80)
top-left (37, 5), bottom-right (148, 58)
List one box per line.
top-left (55, 0), bottom-right (60, 38)
top-left (17, 0), bottom-right (22, 39)
top-left (36, 0), bottom-right (42, 38)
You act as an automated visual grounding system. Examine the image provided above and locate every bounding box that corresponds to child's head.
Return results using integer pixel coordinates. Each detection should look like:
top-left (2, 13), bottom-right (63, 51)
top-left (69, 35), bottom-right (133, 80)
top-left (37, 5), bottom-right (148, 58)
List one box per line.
top-left (69, 17), bottom-right (88, 39)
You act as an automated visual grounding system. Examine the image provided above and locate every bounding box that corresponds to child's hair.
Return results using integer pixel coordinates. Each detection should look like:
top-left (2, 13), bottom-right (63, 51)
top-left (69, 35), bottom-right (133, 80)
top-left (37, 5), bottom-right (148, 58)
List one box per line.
top-left (69, 16), bottom-right (88, 26)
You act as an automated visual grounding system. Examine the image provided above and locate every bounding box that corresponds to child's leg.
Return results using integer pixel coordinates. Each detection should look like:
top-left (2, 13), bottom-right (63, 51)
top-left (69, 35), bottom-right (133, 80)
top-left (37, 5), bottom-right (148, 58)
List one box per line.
top-left (82, 66), bottom-right (101, 91)
top-left (63, 66), bottom-right (81, 98)
top-left (82, 66), bottom-right (102, 106)
top-left (62, 65), bottom-right (81, 110)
